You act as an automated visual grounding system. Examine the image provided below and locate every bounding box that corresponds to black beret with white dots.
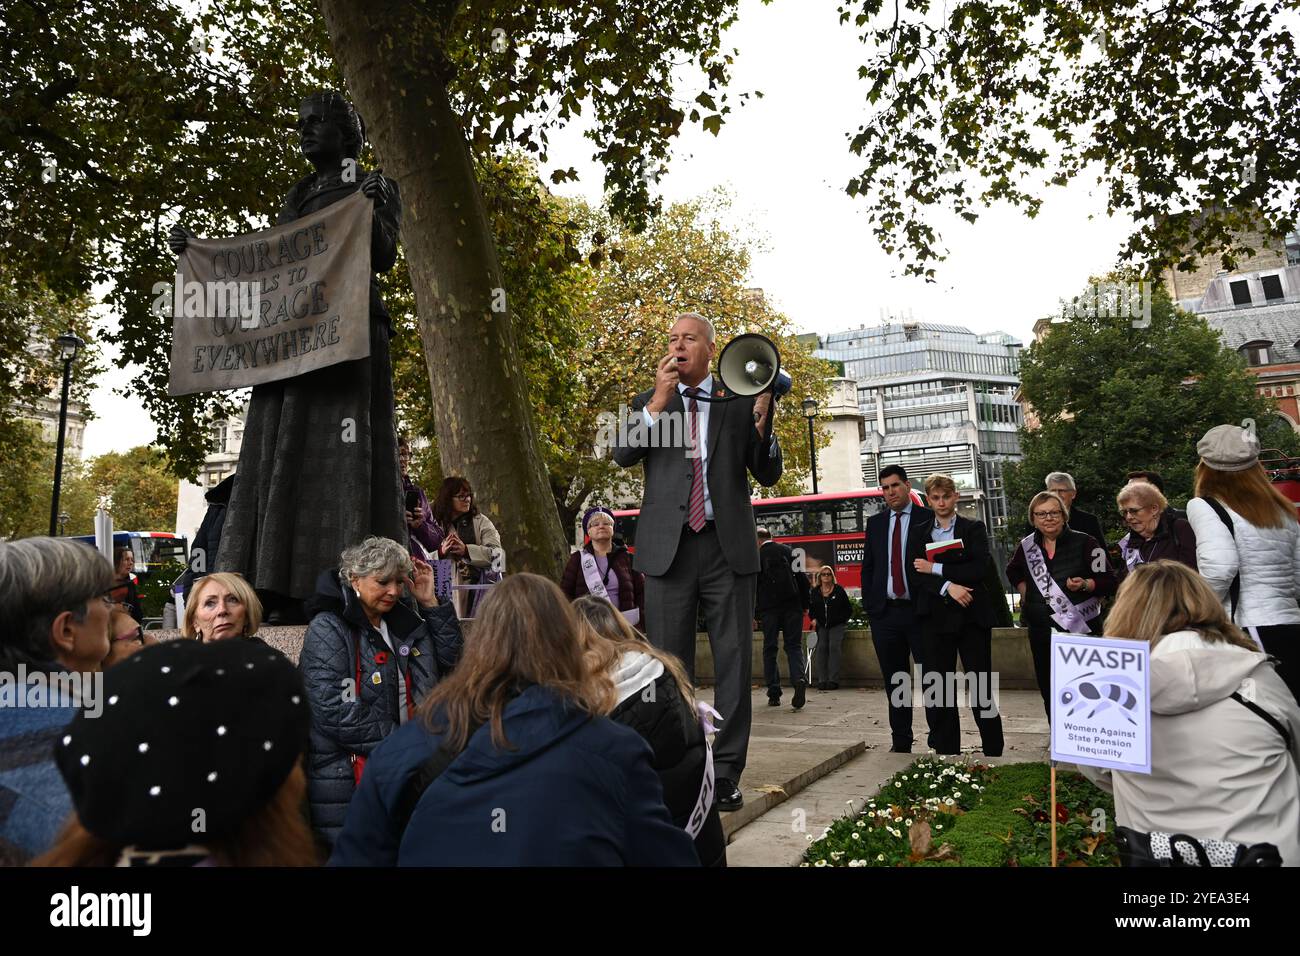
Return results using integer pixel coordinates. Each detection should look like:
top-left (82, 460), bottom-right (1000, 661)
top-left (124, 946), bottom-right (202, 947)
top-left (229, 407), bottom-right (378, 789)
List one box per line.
top-left (54, 638), bottom-right (309, 849)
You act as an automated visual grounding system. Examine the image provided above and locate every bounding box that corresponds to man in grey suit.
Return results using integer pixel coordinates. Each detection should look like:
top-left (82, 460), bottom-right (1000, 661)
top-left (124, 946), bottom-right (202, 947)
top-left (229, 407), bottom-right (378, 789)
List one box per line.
top-left (613, 312), bottom-right (783, 811)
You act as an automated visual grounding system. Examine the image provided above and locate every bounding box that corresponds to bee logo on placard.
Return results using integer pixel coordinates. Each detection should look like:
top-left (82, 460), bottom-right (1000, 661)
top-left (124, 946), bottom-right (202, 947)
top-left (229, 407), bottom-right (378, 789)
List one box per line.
top-left (1059, 671), bottom-right (1141, 725)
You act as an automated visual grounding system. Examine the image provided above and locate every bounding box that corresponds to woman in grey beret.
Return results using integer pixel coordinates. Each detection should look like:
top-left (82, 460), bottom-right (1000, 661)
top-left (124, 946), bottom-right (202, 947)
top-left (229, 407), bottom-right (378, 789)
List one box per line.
top-left (1187, 423), bottom-right (1300, 702)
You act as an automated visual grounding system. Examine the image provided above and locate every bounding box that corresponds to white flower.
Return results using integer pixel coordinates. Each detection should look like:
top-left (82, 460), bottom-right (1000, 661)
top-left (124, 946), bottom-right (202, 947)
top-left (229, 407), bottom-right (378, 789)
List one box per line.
top-left (905, 818), bottom-right (913, 827)
top-left (944, 797), bottom-right (955, 806)
top-left (930, 784), bottom-right (938, 790)
top-left (936, 824), bottom-right (944, 830)
top-left (851, 832), bottom-right (861, 840)
top-left (895, 781), bottom-right (902, 787)
top-left (877, 853), bottom-right (886, 861)
top-left (831, 851), bottom-right (843, 860)
top-left (953, 791), bottom-right (962, 799)
top-left (815, 859), bottom-right (828, 867)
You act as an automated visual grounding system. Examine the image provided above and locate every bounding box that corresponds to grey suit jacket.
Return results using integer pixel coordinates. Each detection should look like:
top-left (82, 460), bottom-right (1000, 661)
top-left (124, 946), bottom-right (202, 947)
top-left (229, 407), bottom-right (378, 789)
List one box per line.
top-left (612, 383), bottom-right (783, 577)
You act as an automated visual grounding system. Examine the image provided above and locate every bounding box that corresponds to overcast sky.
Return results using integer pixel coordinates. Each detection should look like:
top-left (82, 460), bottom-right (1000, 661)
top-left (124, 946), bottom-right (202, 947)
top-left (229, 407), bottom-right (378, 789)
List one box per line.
top-left (81, 0), bottom-right (1135, 459)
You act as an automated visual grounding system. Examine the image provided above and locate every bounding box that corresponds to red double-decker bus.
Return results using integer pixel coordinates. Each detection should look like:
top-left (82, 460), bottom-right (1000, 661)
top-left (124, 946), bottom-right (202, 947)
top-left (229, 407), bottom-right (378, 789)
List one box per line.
top-left (1264, 452), bottom-right (1300, 512)
top-left (612, 488), bottom-right (925, 592)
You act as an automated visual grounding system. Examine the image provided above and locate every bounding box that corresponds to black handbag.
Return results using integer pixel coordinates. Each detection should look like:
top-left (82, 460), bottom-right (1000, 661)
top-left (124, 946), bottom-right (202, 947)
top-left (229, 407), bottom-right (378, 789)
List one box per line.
top-left (1115, 827), bottom-right (1282, 867)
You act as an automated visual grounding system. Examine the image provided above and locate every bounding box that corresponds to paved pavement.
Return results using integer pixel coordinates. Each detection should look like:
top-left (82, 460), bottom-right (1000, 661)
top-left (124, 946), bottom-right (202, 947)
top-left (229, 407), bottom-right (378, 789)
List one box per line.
top-left (694, 682), bottom-right (1052, 866)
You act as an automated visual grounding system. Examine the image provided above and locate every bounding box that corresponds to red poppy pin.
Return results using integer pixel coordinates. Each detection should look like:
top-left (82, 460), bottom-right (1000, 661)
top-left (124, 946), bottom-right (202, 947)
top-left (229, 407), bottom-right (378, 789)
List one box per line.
top-left (715, 388), bottom-right (725, 398)
top-left (1054, 804), bottom-right (1070, 824)
top-left (374, 651), bottom-right (390, 665)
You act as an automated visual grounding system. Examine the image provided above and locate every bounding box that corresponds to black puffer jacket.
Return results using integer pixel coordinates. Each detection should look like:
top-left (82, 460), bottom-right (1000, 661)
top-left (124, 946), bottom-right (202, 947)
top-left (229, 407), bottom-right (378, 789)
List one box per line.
top-left (608, 651), bottom-right (726, 867)
top-left (300, 568), bottom-right (463, 847)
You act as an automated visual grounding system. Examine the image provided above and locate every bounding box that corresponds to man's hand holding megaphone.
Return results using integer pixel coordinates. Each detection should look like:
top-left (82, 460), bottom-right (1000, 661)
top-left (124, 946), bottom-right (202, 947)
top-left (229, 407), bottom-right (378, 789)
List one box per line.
top-left (646, 352), bottom-right (682, 417)
top-left (752, 392), bottom-right (773, 437)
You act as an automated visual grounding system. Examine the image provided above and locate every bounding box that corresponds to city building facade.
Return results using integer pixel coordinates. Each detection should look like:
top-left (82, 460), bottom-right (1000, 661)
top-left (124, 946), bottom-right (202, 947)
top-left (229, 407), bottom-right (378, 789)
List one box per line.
top-left (175, 410), bottom-right (244, 538)
top-left (1169, 259), bottom-right (1300, 435)
top-left (813, 319), bottom-right (1024, 567)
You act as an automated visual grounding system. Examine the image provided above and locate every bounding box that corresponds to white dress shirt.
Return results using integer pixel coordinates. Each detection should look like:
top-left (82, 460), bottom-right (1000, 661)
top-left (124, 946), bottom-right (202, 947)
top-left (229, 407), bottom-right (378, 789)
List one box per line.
top-left (930, 515), bottom-right (955, 597)
top-left (886, 504), bottom-right (913, 601)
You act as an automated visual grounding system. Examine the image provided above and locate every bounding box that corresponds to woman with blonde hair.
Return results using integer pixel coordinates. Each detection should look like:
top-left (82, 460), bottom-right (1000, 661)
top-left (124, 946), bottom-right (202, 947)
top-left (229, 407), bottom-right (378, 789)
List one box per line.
top-left (573, 594), bottom-right (726, 867)
top-left (1006, 490), bottom-right (1116, 714)
top-left (808, 565), bottom-right (851, 690)
top-left (36, 638), bottom-right (317, 866)
top-left (182, 572), bottom-right (264, 642)
top-left (1187, 424), bottom-right (1300, 701)
top-left (1085, 560), bottom-right (1300, 864)
top-left (330, 574), bottom-right (698, 866)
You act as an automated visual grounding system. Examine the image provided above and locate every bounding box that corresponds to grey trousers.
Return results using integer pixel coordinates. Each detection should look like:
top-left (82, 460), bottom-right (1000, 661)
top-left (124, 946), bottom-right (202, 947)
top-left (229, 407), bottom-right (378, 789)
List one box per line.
top-left (644, 525), bottom-right (755, 783)
top-left (813, 623), bottom-right (846, 683)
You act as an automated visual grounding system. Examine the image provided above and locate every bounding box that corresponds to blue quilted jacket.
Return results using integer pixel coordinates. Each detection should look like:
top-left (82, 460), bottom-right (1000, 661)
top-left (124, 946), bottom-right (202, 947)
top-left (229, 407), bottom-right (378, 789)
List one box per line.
top-left (300, 569), bottom-right (462, 848)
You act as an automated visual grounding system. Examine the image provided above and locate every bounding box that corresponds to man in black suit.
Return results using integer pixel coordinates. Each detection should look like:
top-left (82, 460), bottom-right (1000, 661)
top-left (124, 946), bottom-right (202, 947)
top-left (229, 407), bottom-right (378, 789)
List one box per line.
top-left (1046, 472), bottom-right (1107, 550)
top-left (908, 474), bottom-right (1004, 756)
top-left (860, 465), bottom-right (932, 752)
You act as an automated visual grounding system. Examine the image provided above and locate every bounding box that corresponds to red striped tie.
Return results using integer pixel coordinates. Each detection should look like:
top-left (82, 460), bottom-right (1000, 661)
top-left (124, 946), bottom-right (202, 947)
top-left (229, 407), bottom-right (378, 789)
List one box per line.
top-left (684, 387), bottom-right (707, 531)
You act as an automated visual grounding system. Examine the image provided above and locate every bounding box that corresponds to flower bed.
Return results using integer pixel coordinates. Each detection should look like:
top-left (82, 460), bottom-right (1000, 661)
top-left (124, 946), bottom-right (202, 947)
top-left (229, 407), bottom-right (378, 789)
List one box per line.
top-left (801, 758), bottom-right (1118, 867)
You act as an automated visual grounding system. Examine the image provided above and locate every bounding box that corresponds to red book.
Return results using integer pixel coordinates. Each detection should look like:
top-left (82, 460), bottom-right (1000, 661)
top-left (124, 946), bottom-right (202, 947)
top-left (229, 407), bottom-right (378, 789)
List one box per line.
top-left (926, 538), bottom-right (965, 558)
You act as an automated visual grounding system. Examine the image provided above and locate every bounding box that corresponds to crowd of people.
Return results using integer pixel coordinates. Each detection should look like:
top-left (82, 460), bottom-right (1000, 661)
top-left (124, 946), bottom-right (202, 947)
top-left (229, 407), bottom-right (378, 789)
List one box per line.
top-left (0, 529), bottom-right (718, 866)
top-left (856, 421), bottom-right (1299, 862)
top-left (3, 285), bottom-right (1298, 868)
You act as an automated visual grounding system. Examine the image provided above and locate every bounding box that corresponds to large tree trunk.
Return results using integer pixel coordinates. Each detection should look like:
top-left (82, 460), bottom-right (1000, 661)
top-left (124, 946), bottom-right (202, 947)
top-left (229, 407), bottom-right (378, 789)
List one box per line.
top-left (316, 0), bottom-right (567, 577)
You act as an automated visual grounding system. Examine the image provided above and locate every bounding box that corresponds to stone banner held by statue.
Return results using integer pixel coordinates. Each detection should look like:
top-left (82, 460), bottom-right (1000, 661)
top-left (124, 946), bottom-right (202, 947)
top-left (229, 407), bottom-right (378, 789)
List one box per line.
top-left (167, 190), bottom-right (373, 396)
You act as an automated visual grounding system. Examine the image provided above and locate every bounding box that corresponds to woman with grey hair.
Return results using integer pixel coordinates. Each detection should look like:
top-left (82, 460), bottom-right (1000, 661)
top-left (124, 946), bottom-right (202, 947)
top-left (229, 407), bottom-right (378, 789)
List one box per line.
top-left (0, 537), bottom-right (114, 864)
top-left (1114, 480), bottom-right (1197, 582)
top-left (299, 536), bottom-right (464, 848)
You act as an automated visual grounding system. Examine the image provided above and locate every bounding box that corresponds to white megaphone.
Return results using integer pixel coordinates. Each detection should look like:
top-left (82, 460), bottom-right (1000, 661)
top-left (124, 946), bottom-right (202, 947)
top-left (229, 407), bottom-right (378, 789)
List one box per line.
top-left (715, 333), bottom-right (792, 401)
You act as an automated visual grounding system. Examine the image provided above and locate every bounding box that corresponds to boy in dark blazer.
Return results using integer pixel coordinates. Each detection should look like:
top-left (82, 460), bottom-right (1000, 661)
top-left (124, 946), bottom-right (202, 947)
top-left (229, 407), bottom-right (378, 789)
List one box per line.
top-left (908, 474), bottom-right (1004, 756)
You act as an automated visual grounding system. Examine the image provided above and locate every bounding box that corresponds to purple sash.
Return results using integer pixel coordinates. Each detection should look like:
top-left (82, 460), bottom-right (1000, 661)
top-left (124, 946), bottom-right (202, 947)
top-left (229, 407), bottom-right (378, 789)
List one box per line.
top-left (580, 551), bottom-right (640, 627)
top-left (1117, 533), bottom-right (1142, 574)
top-left (686, 702), bottom-right (722, 839)
top-left (1020, 533), bottom-right (1100, 632)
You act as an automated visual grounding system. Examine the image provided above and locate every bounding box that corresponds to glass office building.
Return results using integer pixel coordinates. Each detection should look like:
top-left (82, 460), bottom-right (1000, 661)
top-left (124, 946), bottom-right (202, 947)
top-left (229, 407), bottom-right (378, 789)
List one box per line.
top-left (814, 320), bottom-right (1024, 571)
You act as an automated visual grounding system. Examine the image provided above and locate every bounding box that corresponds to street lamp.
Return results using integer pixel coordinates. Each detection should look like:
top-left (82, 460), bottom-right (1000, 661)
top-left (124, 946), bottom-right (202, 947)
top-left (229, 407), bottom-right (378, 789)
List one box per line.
top-left (48, 331), bottom-right (84, 537)
top-left (802, 396), bottom-right (819, 495)
top-left (58, 512), bottom-right (70, 536)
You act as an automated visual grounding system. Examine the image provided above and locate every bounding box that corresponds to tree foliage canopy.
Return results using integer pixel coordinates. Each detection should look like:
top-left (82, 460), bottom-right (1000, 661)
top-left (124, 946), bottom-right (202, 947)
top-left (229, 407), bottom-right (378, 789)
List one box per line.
top-left (0, 0), bottom-right (758, 479)
top-left (1005, 276), bottom-right (1300, 545)
top-left (1, 443), bottom-right (178, 540)
top-left (839, 0), bottom-right (1300, 279)
top-left (390, 179), bottom-right (838, 535)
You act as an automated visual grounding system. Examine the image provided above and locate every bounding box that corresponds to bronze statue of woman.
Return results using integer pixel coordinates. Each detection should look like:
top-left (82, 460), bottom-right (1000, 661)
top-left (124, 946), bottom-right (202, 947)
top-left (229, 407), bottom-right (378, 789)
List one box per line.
top-left (170, 91), bottom-right (405, 622)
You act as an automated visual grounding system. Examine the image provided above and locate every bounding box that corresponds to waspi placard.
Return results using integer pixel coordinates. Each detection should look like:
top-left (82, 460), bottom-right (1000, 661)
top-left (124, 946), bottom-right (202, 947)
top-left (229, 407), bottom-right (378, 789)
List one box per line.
top-left (167, 191), bottom-right (373, 396)
top-left (1050, 633), bottom-right (1151, 774)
